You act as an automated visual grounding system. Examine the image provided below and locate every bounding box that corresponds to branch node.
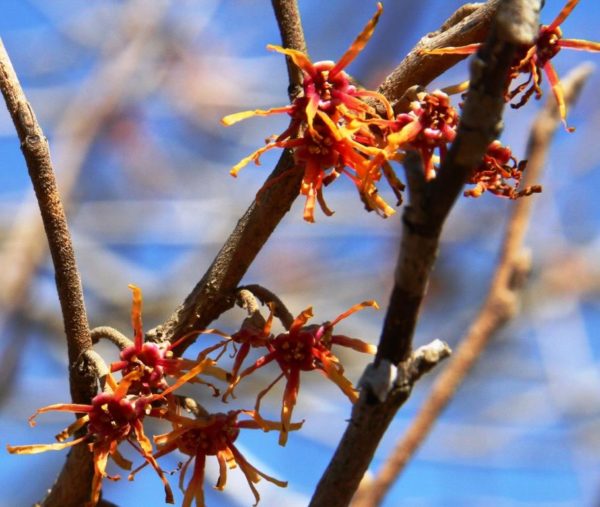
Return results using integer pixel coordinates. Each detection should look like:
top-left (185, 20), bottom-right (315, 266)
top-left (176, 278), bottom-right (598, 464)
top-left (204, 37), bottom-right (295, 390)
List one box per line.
top-left (358, 359), bottom-right (398, 403)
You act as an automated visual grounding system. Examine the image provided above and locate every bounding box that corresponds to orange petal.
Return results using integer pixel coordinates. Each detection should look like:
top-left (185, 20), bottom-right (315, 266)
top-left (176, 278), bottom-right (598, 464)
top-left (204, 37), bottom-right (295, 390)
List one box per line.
top-left (558, 38), bottom-right (600, 52)
top-left (7, 435), bottom-right (87, 455)
top-left (128, 284), bottom-right (144, 349)
top-left (543, 62), bottom-right (574, 132)
top-left (221, 106), bottom-right (292, 126)
top-left (330, 2), bottom-right (383, 77)
top-left (267, 44), bottom-right (316, 77)
top-left (425, 43), bottom-right (481, 56)
top-left (330, 300), bottom-right (379, 327)
top-left (279, 369), bottom-right (300, 446)
top-left (28, 403), bottom-right (92, 427)
top-left (548, 0), bottom-right (579, 31)
top-left (183, 455), bottom-right (206, 507)
top-left (230, 141), bottom-right (287, 177)
top-left (319, 354), bottom-right (359, 403)
top-left (215, 451), bottom-right (228, 490)
top-left (331, 335), bottom-right (377, 354)
top-left (290, 306), bottom-right (314, 333)
top-left (57, 414), bottom-right (90, 442)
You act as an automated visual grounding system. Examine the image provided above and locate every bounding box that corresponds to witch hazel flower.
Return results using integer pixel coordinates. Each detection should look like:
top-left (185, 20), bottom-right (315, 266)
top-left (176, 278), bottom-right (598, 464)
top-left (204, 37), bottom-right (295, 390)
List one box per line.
top-left (426, 0), bottom-right (600, 129)
top-left (7, 371), bottom-right (174, 507)
top-left (110, 285), bottom-right (228, 396)
top-left (465, 140), bottom-right (542, 199)
top-left (224, 301), bottom-right (378, 446)
top-left (130, 410), bottom-right (299, 507)
top-left (222, 3), bottom-right (405, 222)
top-left (376, 89), bottom-right (459, 180)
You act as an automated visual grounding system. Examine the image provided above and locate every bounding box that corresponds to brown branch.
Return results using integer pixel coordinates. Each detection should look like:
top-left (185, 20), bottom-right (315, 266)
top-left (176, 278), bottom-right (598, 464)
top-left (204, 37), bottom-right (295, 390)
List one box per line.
top-left (308, 2), bottom-right (542, 506)
top-left (378, 0), bottom-right (501, 111)
top-left (148, 0), bottom-right (503, 351)
top-left (0, 40), bottom-right (94, 404)
top-left (351, 63), bottom-right (593, 507)
top-left (0, 39), bottom-right (97, 506)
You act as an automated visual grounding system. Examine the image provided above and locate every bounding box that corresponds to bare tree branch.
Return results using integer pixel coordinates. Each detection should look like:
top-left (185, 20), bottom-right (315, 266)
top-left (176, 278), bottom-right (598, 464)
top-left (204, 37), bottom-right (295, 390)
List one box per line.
top-left (0, 39), bottom-right (94, 405)
top-left (379, 0), bottom-right (501, 113)
top-left (309, 2), bottom-right (542, 506)
top-left (351, 62), bottom-right (593, 507)
top-left (0, 38), bottom-right (96, 506)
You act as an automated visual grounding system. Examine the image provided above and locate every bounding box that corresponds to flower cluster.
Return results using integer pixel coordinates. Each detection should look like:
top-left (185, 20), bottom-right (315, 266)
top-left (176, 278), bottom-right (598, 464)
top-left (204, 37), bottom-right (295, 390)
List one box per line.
top-left (8, 286), bottom-right (296, 507)
top-left (222, 3), bottom-right (404, 222)
top-left (223, 1), bottom-right (558, 220)
top-left (465, 141), bottom-right (542, 199)
top-left (216, 300), bottom-right (378, 445)
top-left (8, 286), bottom-right (378, 506)
top-left (427, 0), bottom-right (600, 129)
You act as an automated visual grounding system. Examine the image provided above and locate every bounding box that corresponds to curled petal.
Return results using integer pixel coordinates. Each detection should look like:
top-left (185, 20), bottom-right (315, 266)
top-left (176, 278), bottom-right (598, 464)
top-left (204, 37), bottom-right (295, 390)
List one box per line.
top-left (279, 369), bottom-right (300, 446)
top-left (330, 300), bottom-right (378, 327)
top-left (318, 352), bottom-right (359, 403)
top-left (289, 306), bottom-right (314, 333)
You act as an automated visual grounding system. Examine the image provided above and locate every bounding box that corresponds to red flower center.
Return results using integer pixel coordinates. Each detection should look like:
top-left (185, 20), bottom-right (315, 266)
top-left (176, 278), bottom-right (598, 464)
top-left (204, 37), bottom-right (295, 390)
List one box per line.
top-left (176, 413), bottom-right (240, 456)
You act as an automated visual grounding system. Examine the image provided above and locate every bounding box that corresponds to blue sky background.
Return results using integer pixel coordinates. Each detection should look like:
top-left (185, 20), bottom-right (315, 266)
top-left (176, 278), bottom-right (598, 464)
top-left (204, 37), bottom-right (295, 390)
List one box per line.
top-left (1, 1), bottom-right (600, 506)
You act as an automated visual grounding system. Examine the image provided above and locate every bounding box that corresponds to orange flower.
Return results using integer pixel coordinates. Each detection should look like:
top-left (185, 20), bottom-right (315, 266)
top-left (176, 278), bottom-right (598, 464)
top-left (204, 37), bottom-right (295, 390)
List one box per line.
top-left (131, 410), bottom-right (298, 507)
top-left (222, 3), bottom-right (404, 221)
top-left (224, 301), bottom-right (378, 445)
top-left (464, 140), bottom-right (542, 199)
top-left (111, 285), bottom-right (227, 395)
top-left (427, 0), bottom-right (600, 129)
top-left (378, 90), bottom-right (459, 180)
top-left (196, 303), bottom-right (275, 384)
top-left (7, 371), bottom-right (173, 507)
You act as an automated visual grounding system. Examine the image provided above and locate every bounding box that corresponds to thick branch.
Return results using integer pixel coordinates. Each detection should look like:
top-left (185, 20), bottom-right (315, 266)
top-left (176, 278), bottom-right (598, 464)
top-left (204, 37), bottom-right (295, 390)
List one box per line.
top-left (0, 40), bottom-right (94, 403)
top-left (309, 2), bottom-right (541, 506)
top-left (0, 39), bottom-right (96, 507)
top-left (352, 63), bottom-right (593, 507)
top-left (379, 0), bottom-right (500, 110)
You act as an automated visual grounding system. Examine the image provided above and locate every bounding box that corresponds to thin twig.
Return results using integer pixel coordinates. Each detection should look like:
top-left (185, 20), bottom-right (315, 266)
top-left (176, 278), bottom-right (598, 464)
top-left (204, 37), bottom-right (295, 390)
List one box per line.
top-left (148, 0), bottom-right (503, 351)
top-left (309, 2), bottom-right (541, 506)
top-left (90, 326), bottom-right (133, 350)
top-left (351, 63), bottom-right (592, 507)
top-left (239, 284), bottom-right (295, 329)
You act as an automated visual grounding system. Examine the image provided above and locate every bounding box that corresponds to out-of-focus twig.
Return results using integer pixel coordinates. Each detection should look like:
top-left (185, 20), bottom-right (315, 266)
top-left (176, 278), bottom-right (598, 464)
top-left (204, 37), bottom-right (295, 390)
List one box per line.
top-left (0, 0), bottom-right (170, 318)
top-left (351, 63), bottom-right (593, 507)
top-left (309, 2), bottom-right (542, 506)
